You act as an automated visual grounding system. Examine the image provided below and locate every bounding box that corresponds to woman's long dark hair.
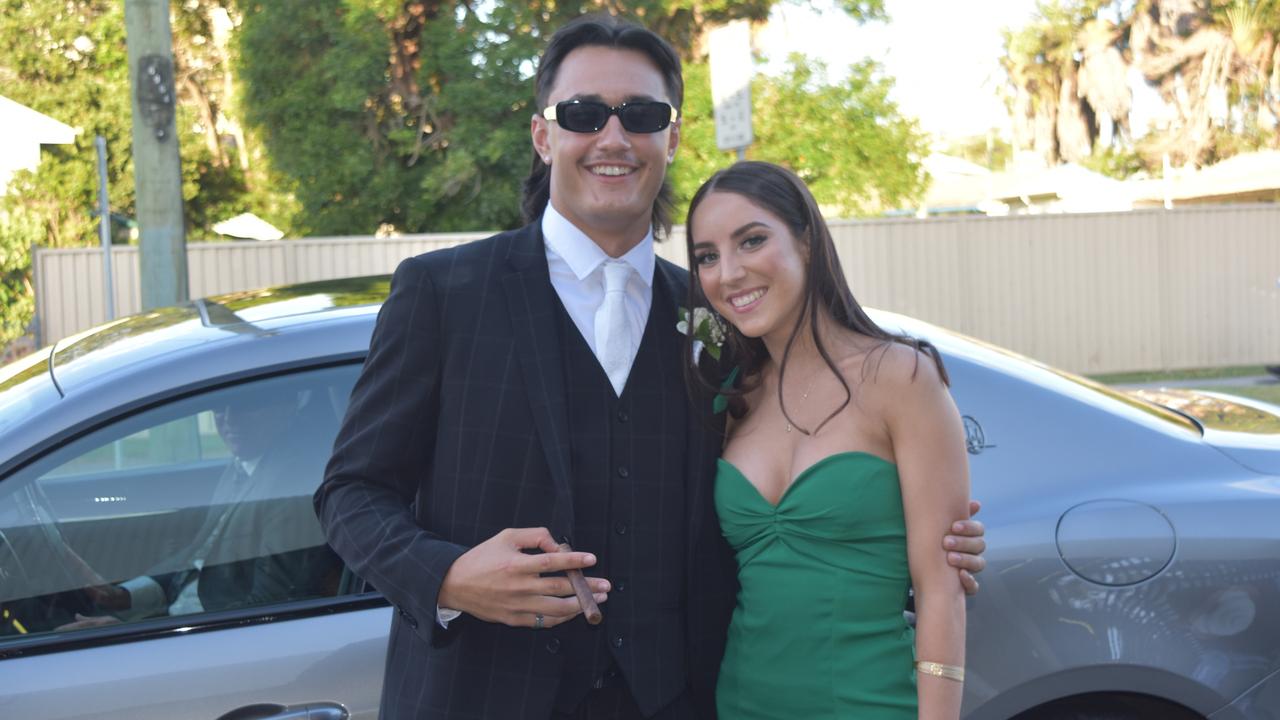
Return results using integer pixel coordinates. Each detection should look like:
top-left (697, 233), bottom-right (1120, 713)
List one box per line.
top-left (683, 161), bottom-right (948, 435)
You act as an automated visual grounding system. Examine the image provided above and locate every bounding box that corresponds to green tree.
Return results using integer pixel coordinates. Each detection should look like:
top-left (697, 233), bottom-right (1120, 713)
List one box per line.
top-left (234, 1), bottom-right (896, 235)
top-left (0, 1), bottom-right (134, 249)
top-left (753, 56), bottom-right (927, 215)
top-left (0, 1), bottom-right (133, 348)
top-left (671, 55), bottom-right (927, 218)
top-left (0, 205), bottom-right (40, 345)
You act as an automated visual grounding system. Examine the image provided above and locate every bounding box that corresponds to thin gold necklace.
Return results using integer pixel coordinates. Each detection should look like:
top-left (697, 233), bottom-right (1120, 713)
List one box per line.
top-left (784, 372), bottom-right (820, 434)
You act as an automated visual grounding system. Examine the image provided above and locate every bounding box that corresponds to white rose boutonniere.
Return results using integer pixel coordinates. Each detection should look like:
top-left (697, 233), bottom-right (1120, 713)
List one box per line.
top-left (677, 306), bottom-right (727, 361)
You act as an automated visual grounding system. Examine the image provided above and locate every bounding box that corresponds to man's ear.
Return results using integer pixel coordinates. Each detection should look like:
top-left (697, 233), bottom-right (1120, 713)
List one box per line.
top-left (531, 114), bottom-right (552, 165)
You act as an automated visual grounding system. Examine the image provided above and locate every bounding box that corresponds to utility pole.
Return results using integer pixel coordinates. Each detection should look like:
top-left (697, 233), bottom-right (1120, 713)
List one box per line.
top-left (125, 0), bottom-right (188, 309)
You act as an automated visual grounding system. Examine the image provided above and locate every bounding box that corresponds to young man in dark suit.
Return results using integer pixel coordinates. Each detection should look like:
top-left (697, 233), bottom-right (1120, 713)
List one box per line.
top-left (315, 14), bottom-right (986, 719)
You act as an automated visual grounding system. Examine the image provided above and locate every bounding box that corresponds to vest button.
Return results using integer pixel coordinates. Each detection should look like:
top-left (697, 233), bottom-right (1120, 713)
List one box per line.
top-left (613, 522), bottom-right (628, 536)
top-left (546, 638), bottom-right (561, 654)
top-left (615, 579), bottom-right (627, 592)
top-left (616, 409), bottom-right (629, 423)
top-left (612, 635), bottom-right (624, 649)
top-left (617, 466), bottom-right (629, 478)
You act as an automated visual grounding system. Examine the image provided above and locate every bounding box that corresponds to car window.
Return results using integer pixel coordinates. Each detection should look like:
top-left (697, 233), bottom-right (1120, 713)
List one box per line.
top-left (0, 365), bottom-right (359, 642)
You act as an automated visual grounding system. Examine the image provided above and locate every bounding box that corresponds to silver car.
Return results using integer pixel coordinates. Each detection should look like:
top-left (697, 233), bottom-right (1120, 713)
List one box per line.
top-left (0, 278), bottom-right (1276, 719)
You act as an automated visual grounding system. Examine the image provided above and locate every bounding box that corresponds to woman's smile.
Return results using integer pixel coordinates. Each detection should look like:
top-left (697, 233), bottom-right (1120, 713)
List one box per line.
top-left (728, 287), bottom-right (768, 312)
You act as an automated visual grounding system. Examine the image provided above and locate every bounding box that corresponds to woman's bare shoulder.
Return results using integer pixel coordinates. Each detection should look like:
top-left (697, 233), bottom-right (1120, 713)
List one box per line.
top-left (835, 339), bottom-right (946, 425)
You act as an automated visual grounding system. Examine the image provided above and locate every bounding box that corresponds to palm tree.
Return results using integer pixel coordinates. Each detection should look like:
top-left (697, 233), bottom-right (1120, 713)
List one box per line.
top-left (1001, 0), bottom-right (1280, 172)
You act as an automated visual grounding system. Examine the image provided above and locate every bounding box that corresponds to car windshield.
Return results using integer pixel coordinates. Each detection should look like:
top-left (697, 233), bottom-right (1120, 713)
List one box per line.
top-left (929, 325), bottom-right (1204, 436)
top-left (1127, 388), bottom-right (1280, 435)
top-left (1054, 371), bottom-right (1203, 435)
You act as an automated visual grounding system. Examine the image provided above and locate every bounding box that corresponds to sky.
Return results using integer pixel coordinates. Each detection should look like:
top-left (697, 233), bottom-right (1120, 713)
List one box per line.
top-left (755, 0), bottom-right (1043, 142)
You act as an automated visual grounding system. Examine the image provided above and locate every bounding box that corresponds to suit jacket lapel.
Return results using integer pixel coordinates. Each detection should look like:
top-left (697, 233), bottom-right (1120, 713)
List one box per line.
top-left (502, 224), bottom-right (575, 530)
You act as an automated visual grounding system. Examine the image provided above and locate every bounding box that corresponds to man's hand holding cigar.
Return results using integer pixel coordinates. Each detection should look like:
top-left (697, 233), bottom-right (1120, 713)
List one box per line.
top-left (437, 527), bottom-right (609, 629)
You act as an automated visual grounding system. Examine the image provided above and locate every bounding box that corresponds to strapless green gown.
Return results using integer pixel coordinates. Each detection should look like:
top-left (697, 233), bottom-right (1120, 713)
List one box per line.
top-left (715, 452), bottom-right (917, 719)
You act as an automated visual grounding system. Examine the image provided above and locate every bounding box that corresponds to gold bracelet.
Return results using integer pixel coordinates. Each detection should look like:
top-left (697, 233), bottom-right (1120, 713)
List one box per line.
top-left (915, 661), bottom-right (964, 682)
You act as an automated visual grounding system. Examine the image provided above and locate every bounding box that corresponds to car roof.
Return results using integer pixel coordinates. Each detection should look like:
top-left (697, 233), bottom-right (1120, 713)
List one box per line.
top-left (50, 276), bottom-right (391, 389)
top-left (0, 277), bottom-right (388, 474)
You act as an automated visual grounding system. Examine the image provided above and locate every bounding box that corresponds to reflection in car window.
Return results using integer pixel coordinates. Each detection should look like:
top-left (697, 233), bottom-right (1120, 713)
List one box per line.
top-left (46, 413), bottom-right (231, 478)
top-left (0, 365), bottom-right (358, 642)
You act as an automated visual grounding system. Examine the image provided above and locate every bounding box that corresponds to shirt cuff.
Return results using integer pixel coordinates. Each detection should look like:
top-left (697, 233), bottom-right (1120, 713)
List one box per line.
top-left (117, 576), bottom-right (165, 620)
top-left (437, 606), bottom-right (462, 628)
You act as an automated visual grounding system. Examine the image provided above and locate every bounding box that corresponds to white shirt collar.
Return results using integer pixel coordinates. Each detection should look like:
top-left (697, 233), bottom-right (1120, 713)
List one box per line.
top-left (541, 203), bottom-right (654, 287)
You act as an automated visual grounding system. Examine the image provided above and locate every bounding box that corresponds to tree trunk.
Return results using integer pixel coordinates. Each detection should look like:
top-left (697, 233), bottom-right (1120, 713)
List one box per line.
top-left (181, 74), bottom-right (228, 168)
top-left (1033, 94), bottom-right (1059, 166)
top-left (1057, 71), bottom-right (1094, 163)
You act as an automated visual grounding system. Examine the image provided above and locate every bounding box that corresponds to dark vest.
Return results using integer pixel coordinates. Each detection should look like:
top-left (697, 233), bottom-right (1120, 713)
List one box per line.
top-left (551, 277), bottom-right (690, 716)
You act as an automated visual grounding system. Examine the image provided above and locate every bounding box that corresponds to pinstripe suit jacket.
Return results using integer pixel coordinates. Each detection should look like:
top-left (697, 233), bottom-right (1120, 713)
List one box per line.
top-left (315, 223), bottom-right (737, 719)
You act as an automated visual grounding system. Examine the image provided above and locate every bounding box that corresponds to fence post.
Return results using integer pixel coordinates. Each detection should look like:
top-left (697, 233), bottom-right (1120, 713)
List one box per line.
top-left (95, 136), bottom-right (116, 321)
top-left (29, 242), bottom-right (42, 350)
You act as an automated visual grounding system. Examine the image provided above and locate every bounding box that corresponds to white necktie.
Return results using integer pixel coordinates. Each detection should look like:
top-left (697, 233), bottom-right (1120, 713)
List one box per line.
top-left (595, 260), bottom-right (634, 395)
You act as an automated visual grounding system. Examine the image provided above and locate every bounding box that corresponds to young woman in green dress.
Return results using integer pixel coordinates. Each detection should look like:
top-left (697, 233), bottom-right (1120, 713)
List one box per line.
top-left (685, 161), bottom-right (969, 720)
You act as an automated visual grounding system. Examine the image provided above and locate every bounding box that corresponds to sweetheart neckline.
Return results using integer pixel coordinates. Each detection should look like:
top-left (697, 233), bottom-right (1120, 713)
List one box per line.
top-left (717, 451), bottom-right (896, 510)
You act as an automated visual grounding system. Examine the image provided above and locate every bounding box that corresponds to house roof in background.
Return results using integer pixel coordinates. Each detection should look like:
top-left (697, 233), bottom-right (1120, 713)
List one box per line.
top-left (0, 96), bottom-right (77, 145)
top-left (1132, 151), bottom-right (1280, 204)
top-left (212, 213), bottom-right (285, 241)
top-left (988, 163), bottom-right (1126, 202)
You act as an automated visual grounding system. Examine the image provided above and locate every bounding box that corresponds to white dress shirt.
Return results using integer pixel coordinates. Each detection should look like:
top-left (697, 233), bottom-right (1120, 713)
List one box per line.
top-left (542, 202), bottom-right (654, 378)
top-left (437, 205), bottom-right (657, 627)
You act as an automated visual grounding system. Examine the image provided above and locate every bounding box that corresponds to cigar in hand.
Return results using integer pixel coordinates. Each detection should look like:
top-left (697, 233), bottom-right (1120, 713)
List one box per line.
top-left (558, 541), bottom-right (603, 625)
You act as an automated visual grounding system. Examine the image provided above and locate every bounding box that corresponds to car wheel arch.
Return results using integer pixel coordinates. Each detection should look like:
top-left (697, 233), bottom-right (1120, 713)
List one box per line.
top-left (966, 665), bottom-right (1227, 720)
top-left (1007, 691), bottom-right (1204, 720)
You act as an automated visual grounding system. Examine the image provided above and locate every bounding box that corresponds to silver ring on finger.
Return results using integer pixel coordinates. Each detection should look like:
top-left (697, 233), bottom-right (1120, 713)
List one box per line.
top-left (534, 613), bottom-right (545, 630)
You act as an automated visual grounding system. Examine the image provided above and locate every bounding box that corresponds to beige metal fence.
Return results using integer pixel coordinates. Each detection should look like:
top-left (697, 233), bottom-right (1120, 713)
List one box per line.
top-left (827, 205), bottom-right (1280, 374)
top-left (33, 205), bottom-right (1280, 375)
top-left (33, 232), bottom-right (488, 347)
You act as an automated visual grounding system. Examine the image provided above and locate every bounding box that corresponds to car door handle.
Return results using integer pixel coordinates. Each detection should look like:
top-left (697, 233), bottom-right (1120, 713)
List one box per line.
top-left (216, 702), bottom-right (349, 720)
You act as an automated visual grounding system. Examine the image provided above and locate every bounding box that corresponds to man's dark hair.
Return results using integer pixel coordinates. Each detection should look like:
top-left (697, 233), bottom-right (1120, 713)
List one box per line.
top-left (521, 14), bottom-right (683, 237)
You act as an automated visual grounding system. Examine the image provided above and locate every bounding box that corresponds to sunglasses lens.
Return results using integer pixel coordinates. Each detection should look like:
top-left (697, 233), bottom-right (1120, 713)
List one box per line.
top-left (558, 102), bottom-right (610, 132)
top-left (620, 102), bottom-right (671, 133)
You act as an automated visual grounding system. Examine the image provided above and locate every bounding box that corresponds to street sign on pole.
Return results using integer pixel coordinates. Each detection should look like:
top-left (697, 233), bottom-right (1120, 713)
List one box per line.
top-left (709, 20), bottom-right (754, 156)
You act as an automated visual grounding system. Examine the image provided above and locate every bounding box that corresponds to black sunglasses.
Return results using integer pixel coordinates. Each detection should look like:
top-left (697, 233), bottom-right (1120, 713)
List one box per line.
top-left (542, 100), bottom-right (678, 134)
